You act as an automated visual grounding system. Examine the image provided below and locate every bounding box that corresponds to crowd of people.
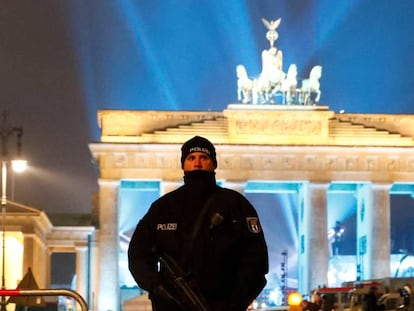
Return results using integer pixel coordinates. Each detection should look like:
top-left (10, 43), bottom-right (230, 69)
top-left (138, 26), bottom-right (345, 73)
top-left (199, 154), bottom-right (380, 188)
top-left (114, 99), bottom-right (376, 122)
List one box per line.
top-left (300, 285), bottom-right (411, 311)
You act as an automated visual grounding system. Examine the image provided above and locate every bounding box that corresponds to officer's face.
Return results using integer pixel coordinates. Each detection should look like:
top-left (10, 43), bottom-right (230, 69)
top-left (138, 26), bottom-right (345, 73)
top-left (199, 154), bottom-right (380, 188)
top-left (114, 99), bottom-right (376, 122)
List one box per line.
top-left (183, 152), bottom-right (215, 172)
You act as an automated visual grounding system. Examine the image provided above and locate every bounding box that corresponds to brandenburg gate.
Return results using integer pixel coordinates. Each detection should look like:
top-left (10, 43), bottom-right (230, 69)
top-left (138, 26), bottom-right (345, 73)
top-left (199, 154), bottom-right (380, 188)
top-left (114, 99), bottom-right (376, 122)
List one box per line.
top-left (89, 104), bottom-right (414, 311)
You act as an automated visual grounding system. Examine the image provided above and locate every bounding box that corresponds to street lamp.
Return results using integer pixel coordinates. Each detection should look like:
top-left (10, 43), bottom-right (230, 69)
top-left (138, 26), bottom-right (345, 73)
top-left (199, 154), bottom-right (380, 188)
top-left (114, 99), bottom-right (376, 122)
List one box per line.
top-left (1, 113), bottom-right (27, 311)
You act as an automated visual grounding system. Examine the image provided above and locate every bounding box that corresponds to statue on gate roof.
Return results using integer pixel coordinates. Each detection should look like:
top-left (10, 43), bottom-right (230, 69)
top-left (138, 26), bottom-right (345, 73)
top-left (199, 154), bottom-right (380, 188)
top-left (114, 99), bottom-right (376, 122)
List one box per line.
top-left (235, 17), bottom-right (323, 106)
top-left (262, 18), bottom-right (282, 48)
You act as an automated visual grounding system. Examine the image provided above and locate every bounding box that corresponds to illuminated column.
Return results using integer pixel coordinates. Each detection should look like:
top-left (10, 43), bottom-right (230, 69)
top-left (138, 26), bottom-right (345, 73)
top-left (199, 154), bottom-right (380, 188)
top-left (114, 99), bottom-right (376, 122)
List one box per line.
top-left (357, 183), bottom-right (391, 279)
top-left (371, 183), bottom-right (391, 278)
top-left (36, 239), bottom-right (48, 288)
top-left (22, 234), bottom-right (34, 276)
top-left (22, 233), bottom-right (47, 287)
top-left (45, 248), bottom-right (51, 287)
top-left (75, 245), bottom-right (88, 311)
top-left (97, 179), bottom-right (120, 311)
top-left (298, 182), bottom-right (329, 294)
top-left (89, 232), bottom-right (99, 311)
top-left (2, 232), bottom-right (23, 290)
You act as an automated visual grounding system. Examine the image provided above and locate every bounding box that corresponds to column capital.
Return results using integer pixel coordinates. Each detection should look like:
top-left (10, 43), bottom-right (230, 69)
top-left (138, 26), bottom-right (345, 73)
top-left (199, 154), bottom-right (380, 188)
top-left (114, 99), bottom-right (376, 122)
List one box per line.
top-left (98, 178), bottom-right (120, 187)
top-left (308, 181), bottom-right (330, 190)
top-left (371, 182), bottom-right (393, 190)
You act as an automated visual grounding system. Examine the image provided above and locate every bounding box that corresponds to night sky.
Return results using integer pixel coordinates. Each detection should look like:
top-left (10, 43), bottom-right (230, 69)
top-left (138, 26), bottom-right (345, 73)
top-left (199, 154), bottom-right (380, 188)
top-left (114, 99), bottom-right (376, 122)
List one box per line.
top-left (1, 0), bottom-right (414, 215)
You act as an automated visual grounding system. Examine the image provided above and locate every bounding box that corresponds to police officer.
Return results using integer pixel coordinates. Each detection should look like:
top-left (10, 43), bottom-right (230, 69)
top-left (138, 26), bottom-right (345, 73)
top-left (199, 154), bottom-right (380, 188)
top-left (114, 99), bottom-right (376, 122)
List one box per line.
top-left (128, 136), bottom-right (269, 311)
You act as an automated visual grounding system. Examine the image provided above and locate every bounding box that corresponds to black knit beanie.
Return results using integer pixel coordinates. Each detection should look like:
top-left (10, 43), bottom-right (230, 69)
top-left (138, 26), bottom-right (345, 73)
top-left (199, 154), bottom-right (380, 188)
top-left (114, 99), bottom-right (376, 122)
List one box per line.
top-left (180, 136), bottom-right (217, 168)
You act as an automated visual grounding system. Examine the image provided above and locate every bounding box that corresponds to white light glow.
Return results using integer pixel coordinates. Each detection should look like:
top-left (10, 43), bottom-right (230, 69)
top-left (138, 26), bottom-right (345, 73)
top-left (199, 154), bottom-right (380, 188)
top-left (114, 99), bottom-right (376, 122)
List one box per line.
top-left (11, 160), bottom-right (27, 173)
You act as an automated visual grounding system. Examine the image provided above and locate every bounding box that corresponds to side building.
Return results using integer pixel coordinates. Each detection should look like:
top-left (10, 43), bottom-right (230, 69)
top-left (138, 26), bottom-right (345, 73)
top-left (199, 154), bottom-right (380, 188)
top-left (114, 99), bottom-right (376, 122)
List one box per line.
top-left (0, 200), bottom-right (95, 311)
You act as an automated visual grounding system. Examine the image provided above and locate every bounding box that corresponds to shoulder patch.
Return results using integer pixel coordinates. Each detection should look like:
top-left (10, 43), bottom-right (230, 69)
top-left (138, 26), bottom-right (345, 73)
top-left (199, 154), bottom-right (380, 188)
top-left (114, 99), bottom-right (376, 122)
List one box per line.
top-left (246, 217), bottom-right (261, 233)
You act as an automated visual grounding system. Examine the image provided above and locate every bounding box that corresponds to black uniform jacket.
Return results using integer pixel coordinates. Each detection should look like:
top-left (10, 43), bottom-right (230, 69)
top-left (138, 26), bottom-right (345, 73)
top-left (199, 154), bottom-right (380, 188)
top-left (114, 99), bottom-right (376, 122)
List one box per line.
top-left (128, 171), bottom-right (269, 310)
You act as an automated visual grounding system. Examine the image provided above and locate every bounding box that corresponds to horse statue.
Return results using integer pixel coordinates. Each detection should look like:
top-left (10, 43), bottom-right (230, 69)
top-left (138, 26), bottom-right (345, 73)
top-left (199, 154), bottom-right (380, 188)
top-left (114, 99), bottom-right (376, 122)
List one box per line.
top-left (236, 65), bottom-right (253, 104)
top-left (300, 65), bottom-right (322, 105)
top-left (281, 64), bottom-right (298, 105)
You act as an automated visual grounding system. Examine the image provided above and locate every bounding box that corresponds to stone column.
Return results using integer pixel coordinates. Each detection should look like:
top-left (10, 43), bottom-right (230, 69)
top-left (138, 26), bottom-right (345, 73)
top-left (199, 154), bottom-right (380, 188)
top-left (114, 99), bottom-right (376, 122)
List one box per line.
top-left (97, 179), bottom-right (120, 311)
top-left (75, 245), bottom-right (88, 310)
top-left (44, 248), bottom-right (51, 287)
top-left (298, 182), bottom-right (329, 294)
top-left (37, 240), bottom-right (48, 288)
top-left (22, 234), bottom-right (34, 275)
top-left (370, 183), bottom-right (391, 278)
top-left (357, 183), bottom-right (391, 280)
top-left (89, 232), bottom-right (99, 311)
top-left (22, 234), bottom-right (47, 287)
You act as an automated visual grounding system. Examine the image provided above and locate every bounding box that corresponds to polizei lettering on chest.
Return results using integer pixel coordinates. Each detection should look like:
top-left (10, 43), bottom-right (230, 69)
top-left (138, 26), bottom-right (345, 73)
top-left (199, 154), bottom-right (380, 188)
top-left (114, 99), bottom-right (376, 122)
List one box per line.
top-left (156, 223), bottom-right (178, 231)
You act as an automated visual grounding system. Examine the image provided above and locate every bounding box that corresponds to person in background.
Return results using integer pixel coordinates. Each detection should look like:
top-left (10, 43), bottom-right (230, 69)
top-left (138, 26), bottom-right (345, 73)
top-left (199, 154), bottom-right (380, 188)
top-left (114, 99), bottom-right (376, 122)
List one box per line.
top-left (128, 136), bottom-right (269, 311)
top-left (312, 291), bottom-right (322, 309)
top-left (320, 294), bottom-right (335, 311)
top-left (363, 286), bottom-right (384, 311)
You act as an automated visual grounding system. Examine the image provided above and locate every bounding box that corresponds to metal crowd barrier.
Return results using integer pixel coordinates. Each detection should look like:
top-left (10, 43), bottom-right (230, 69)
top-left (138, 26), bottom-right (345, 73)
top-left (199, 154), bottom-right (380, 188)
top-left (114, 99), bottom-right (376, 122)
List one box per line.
top-left (0, 288), bottom-right (88, 311)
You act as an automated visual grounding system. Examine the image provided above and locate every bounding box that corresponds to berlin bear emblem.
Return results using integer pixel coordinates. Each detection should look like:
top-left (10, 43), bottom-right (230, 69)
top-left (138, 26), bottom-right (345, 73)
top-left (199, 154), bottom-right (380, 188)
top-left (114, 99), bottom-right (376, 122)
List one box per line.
top-left (246, 217), bottom-right (262, 233)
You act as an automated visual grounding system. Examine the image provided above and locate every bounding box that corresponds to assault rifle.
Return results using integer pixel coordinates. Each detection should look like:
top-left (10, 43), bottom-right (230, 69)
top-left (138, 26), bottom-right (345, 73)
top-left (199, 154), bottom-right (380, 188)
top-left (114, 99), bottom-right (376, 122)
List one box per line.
top-left (158, 253), bottom-right (211, 311)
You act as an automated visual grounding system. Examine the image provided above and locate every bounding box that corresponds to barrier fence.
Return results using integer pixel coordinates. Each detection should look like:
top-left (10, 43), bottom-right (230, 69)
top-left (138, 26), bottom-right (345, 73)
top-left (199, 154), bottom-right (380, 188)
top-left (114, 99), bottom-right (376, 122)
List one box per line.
top-left (0, 289), bottom-right (88, 311)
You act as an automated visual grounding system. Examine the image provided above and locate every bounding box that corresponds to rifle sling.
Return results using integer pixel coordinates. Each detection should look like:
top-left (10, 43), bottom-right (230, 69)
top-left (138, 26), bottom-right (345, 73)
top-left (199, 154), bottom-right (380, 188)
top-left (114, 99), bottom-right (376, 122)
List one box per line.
top-left (187, 191), bottom-right (217, 268)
